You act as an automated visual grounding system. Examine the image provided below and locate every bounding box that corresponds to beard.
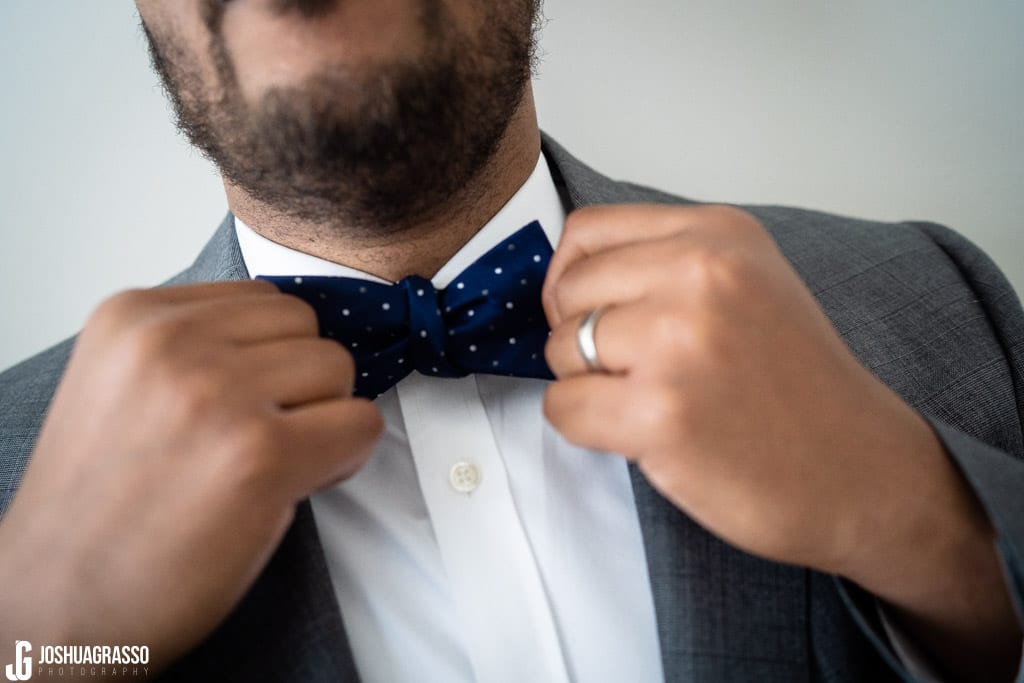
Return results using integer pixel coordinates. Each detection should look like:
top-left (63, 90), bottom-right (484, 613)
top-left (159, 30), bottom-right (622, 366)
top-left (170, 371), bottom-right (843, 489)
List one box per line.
top-left (143, 0), bottom-right (539, 233)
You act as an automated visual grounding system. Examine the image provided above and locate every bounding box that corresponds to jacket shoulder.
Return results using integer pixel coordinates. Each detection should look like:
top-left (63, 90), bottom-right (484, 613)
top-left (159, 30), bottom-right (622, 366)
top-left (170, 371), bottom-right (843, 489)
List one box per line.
top-left (749, 204), bottom-right (1024, 455)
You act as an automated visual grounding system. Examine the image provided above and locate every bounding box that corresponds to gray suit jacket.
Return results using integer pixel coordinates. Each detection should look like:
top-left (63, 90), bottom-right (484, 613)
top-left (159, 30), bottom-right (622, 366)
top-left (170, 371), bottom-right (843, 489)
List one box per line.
top-left (2, 136), bottom-right (1022, 682)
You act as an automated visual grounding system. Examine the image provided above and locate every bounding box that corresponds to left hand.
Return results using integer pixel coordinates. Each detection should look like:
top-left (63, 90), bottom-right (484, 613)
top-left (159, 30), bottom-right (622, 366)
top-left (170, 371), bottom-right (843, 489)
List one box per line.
top-left (542, 203), bottom-right (965, 574)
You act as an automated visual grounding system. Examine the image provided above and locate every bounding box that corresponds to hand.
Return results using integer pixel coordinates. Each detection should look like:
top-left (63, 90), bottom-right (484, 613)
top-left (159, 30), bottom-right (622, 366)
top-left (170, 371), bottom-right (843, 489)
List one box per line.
top-left (542, 203), bottom-right (935, 570)
top-left (541, 204), bottom-right (1020, 680)
top-left (0, 281), bottom-right (383, 671)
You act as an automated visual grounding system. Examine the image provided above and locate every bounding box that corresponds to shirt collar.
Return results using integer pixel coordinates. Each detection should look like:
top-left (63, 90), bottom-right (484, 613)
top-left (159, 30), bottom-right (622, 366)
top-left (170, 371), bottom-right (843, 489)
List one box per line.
top-left (234, 151), bottom-right (566, 288)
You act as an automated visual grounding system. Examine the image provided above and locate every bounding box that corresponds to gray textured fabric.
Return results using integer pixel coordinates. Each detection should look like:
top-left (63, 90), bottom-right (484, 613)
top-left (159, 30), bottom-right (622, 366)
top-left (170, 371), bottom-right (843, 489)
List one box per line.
top-left (1, 134), bottom-right (1022, 682)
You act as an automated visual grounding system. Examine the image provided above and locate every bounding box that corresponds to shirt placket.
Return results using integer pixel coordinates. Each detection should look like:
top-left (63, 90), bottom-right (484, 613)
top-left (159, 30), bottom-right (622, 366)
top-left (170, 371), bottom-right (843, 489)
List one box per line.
top-left (396, 372), bottom-right (571, 683)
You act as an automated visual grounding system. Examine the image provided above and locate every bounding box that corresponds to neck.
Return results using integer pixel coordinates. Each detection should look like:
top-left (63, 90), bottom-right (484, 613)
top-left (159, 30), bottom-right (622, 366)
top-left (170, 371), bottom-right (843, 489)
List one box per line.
top-left (225, 88), bottom-right (542, 283)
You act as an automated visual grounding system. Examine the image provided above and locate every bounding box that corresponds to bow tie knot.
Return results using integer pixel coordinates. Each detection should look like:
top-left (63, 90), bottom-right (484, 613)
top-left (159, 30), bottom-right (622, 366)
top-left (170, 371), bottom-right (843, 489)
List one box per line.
top-left (261, 220), bottom-right (555, 398)
top-left (399, 275), bottom-right (457, 377)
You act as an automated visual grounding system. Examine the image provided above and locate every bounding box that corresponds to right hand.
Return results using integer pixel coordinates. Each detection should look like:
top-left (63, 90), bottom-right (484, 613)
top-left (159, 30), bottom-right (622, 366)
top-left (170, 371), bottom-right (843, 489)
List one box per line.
top-left (0, 281), bottom-right (382, 671)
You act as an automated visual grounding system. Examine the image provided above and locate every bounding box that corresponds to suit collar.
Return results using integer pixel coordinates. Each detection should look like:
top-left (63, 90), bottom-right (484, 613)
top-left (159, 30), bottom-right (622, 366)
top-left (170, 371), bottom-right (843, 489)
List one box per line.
top-left (171, 211), bottom-right (249, 285)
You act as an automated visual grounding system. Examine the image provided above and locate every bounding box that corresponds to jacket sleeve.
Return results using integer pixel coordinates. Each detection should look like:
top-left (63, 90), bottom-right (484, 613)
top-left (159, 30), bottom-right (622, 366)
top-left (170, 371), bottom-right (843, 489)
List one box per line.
top-left (836, 221), bottom-right (1024, 681)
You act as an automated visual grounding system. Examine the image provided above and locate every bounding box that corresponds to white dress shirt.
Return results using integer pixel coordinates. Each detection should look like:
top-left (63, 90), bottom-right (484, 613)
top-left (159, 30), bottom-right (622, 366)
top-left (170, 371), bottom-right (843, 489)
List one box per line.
top-left (235, 154), bottom-right (665, 683)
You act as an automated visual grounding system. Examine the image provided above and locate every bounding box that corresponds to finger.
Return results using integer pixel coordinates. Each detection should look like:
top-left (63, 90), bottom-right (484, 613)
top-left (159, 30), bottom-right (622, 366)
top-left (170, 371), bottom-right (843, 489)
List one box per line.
top-left (147, 280), bottom-right (281, 304)
top-left (240, 338), bottom-right (356, 406)
top-left (278, 398), bottom-right (384, 497)
top-left (546, 302), bottom-right (673, 378)
top-left (544, 204), bottom-right (699, 324)
top-left (160, 293), bottom-right (320, 344)
top-left (543, 375), bottom-right (648, 458)
top-left (546, 233), bottom-right (700, 324)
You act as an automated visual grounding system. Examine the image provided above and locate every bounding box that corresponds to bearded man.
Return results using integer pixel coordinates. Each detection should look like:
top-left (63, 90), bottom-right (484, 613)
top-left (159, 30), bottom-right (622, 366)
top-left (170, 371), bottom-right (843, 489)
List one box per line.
top-left (0, 1), bottom-right (1022, 681)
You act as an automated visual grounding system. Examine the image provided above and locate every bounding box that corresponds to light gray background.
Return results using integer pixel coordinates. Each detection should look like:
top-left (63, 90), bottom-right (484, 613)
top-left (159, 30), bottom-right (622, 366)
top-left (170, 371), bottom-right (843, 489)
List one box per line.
top-left (1, 1), bottom-right (1021, 370)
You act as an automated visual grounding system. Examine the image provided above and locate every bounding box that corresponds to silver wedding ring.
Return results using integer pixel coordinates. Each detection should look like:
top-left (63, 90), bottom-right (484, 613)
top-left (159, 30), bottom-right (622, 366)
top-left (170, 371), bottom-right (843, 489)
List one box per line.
top-left (576, 307), bottom-right (606, 372)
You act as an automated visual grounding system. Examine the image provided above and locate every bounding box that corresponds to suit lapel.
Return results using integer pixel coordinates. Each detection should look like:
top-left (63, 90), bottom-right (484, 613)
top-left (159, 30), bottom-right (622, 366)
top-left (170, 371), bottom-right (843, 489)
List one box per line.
top-left (161, 215), bottom-right (359, 682)
top-left (544, 135), bottom-right (810, 681)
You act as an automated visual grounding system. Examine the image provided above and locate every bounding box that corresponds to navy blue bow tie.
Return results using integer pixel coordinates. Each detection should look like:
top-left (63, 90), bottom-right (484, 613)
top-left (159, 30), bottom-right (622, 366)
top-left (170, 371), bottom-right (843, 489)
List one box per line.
top-left (260, 220), bottom-right (555, 398)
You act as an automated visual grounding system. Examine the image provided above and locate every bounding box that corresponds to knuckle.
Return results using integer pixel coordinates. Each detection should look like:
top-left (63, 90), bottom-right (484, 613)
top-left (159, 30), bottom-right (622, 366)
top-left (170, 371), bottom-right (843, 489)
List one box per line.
top-left (543, 336), bottom-right (557, 374)
top-left (126, 317), bottom-right (190, 366)
top-left (688, 314), bottom-right (721, 355)
top-left (172, 366), bottom-right (228, 418)
top-left (540, 333), bottom-right (557, 370)
top-left (224, 449), bottom-right (278, 495)
top-left (703, 204), bottom-right (768, 240)
top-left (550, 280), bottom-right (572, 317)
top-left (543, 325), bottom-right (570, 374)
top-left (281, 295), bottom-right (320, 332)
top-left (540, 280), bottom-right (558, 314)
top-left (647, 307), bottom-right (729, 368)
top-left (552, 267), bottom-right (586, 313)
top-left (562, 205), bottom-right (611, 243)
top-left (649, 308), bottom-right (689, 353)
top-left (349, 398), bottom-right (385, 438)
top-left (88, 289), bottom-right (149, 330)
top-left (542, 383), bottom-right (583, 435)
top-left (331, 403), bottom-right (385, 479)
top-left (640, 385), bottom-right (690, 439)
top-left (701, 203), bottom-right (740, 219)
top-left (334, 343), bottom-right (357, 377)
top-left (687, 246), bottom-right (747, 295)
top-left (220, 417), bottom-right (285, 483)
top-left (562, 207), bottom-right (594, 237)
top-left (318, 341), bottom-right (356, 382)
top-left (118, 328), bottom-right (173, 378)
top-left (541, 384), bottom-right (564, 424)
top-left (103, 288), bottom-right (150, 311)
top-left (702, 202), bottom-right (749, 223)
top-left (358, 402), bottom-right (386, 442)
top-left (247, 279), bottom-right (281, 295)
top-left (119, 314), bottom-right (244, 413)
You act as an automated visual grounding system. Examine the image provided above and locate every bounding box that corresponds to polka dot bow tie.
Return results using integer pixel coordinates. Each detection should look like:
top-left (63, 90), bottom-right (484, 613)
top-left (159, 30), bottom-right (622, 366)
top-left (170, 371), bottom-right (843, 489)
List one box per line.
top-left (259, 220), bottom-right (555, 399)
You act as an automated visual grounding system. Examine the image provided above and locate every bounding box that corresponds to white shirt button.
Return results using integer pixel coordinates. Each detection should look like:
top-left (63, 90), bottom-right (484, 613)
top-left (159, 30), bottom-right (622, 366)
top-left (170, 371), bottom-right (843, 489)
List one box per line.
top-left (449, 461), bottom-right (481, 493)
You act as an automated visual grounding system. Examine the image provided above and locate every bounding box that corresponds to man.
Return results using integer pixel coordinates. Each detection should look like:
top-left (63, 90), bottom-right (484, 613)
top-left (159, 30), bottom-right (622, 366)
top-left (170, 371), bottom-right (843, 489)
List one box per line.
top-left (0, 0), bottom-right (1021, 681)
